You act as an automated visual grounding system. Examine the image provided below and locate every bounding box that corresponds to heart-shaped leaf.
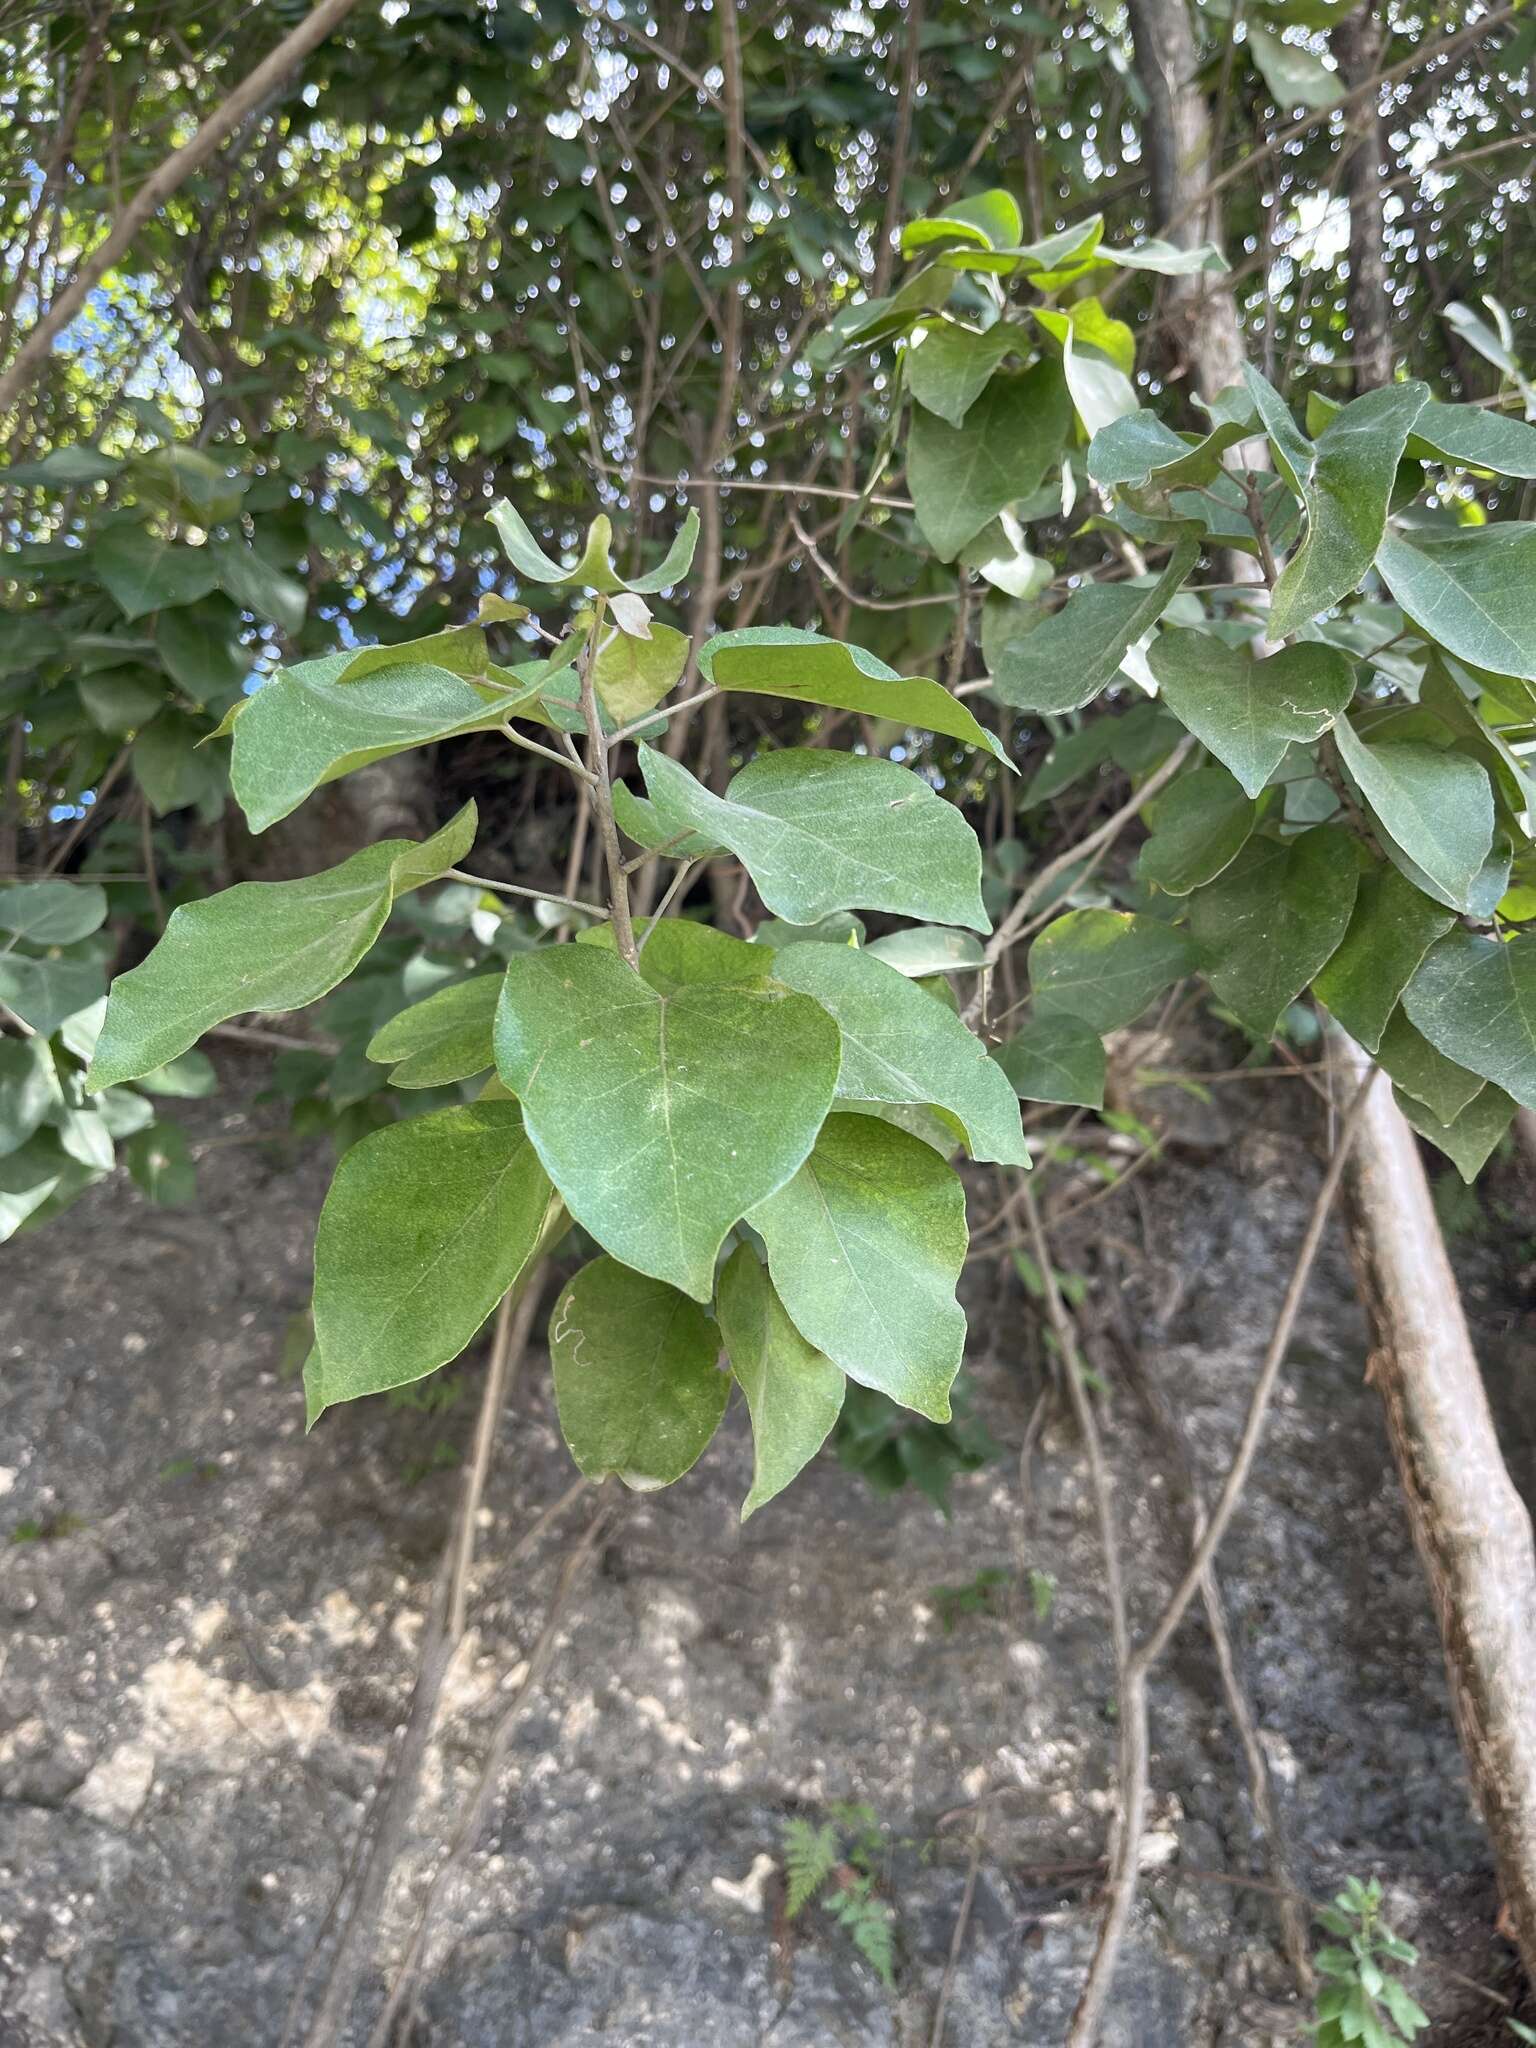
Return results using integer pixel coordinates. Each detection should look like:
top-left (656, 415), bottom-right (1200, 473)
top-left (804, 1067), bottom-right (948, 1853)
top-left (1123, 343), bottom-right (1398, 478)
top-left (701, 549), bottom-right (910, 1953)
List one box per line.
top-left (1190, 826), bottom-right (1360, 1037)
top-left (750, 1113), bottom-right (966, 1423)
top-left (494, 943), bottom-right (840, 1300)
top-left (310, 1099), bottom-right (555, 1413)
top-left (1149, 633), bottom-right (1355, 798)
top-left (771, 941), bottom-right (1028, 1165)
top-left (549, 1254), bottom-right (728, 1487)
top-left (1402, 929), bottom-right (1536, 1110)
top-left (627, 747), bottom-right (989, 933)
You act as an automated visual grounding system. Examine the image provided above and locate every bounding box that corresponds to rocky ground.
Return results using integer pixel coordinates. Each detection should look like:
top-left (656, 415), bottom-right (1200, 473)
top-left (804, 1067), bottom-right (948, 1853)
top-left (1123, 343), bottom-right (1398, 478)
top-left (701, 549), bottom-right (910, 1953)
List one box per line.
top-left (2, 1055), bottom-right (1533, 2046)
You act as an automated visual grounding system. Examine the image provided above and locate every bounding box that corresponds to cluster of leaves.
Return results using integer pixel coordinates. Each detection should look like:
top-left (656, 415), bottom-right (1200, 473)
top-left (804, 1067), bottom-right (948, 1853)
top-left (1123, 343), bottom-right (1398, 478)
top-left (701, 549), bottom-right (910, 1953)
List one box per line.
top-left (5, 0), bottom-right (1532, 858)
top-left (781, 1802), bottom-right (898, 1987)
top-left (826, 190), bottom-right (1536, 1185)
top-left (75, 500), bottom-right (1041, 1518)
top-left (11, 175), bottom-right (1534, 1526)
top-left (2, 429), bottom-right (322, 833)
top-left (0, 876), bottom-right (213, 1232)
top-left (1311, 1877), bottom-right (1428, 2046)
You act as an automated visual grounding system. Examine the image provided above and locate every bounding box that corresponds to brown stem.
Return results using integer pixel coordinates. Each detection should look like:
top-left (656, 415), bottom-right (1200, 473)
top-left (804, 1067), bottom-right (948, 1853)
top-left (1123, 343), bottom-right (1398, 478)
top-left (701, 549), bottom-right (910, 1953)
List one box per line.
top-left (364, 1497), bottom-right (611, 2047)
top-left (578, 601), bottom-right (638, 966)
top-left (1064, 1069), bottom-right (1377, 2046)
top-left (290, 1259), bottom-right (553, 2048)
top-left (965, 738), bottom-right (1193, 1023)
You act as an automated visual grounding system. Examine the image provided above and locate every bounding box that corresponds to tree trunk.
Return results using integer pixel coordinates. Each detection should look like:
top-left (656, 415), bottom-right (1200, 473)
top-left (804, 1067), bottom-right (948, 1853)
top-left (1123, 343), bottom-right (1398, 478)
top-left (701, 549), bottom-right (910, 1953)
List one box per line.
top-left (1125, 0), bottom-right (1251, 417)
top-left (1333, 1030), bottom-right (1536, 1983)
top-left (1335, 2), bottom-right (1395, 394)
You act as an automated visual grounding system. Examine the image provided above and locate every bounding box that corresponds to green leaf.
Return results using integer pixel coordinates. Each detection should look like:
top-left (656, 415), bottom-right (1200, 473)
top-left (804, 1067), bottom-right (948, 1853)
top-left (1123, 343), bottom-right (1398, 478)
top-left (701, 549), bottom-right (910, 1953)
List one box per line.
top-left (593, 619), bottom-right (688, 723)
top-left (1376, 525), bottom-right (1536, 681)
top-left (310, 1100), bottom-right (554, 1409)
top-left (770, 941), bottom-right (1028, 1165)
top-left (1098, 236), bottom-right (1228, 277)
top-left (494, 943), bottom-right (840, 1301)
top-left (86, 805), bottom-right (476, 1090)
top-left (1029, 910), bottom-right (1196, 1032)
top-left (1402, 929), bottom-right (1536, 1110)
top-left (488, 501), bottom-right (699, 593)
top-left (1246, 19), bottom-right (1343, 107)
top-left (2, 445), bottom-right (121, 487)
top-left (1149, 633), bottom-right (1356, 798)
top-left (1379, 1979), bottom-right (1428, 2039)
top-left (212, 540), bottom-right (307, 635)
top-left (1376, 1009), bottom-right (1487, 1124)
top-left (138, 1050), bottom-right (218, 1097)
top-left (862, 926), bottom-right (985, 976)
top-left (993, 1012), bottom-right (1106, 1108)
top-left (717, 1245), bottom-right (846, 1519)
top-left (1243, 370), bottom-right (1427, 637)
top-left (1189, 826), bottom-right (1360, 1037)
top-left (628, 747), bottom-right (989, 933)
top-left (0, 1038), bottom-right (61, 1156)
top-left (95, 1087), bottom-right (154, 1137)
top-left (55, 1101), bottom-right (114, 1171)
top-left (991, 537), bottom-right (1200, 713)
top-left (707, 629), bottom-right (1009, 764)
top-left (0, 1137), bottom-right (65, 1241)
top-left (782, 1817), bottom-right (840, 1917)
top-left (908, 361), bottom-right (1071, 561)
top-left (367, 974), bottom-right (501, 1086)
top-left (615, 511), bottom-right (704, 596)
top-left (901, 190), bottom-right (1023, 260)
top-left (579, 915), bottom-right (768, 996)
top-left (906, 319), bottom-right (1019, 427)
top-left (750, 1113), bottom-right (966, 1423)
top-left (230, 652), bottom-right (515, 833)
top-left (0, 880), bottom-right (107, 945)
top-left (78, 669), bottom-right (167, 734)
top-left (1138, 764), bottom-right (1258, 895)
top-left (154, 596), bottom-right (249, 704)
top-left (133, 709), bottom-right (225, 816)
top-left (1034, 304), bottom-right (1139, 437)
top-left (345, 624), bottom-right (494, 682)
top-left (94, 529), bottom-right (221, 619)
top-left (0, 937), bottom-right (110, 1037)
top-left (125, 1120), bottom-right (197, 1205)
top-left (1088, 410), bottom-right (1253, 493)
top-left (1331, 720), bottom-right (1494, 914)
top-left (1407, 400), bottom-right (1536, 479)
top-left (133, 444), bottom-right (246, 524)
top-left (1312, 864), bottom-right (1453, 1052)
top-left (549, 1254), bottom-right (728, 1487)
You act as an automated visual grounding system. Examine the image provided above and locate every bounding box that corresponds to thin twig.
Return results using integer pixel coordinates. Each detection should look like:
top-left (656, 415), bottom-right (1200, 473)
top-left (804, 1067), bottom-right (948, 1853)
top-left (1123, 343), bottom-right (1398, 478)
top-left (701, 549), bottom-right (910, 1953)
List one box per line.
top-left (499, 720), bottom-right (598, 785)
top-left (365, 1498), bottom-right (611, 2047)
top-left (447, 867), bottom-right (606, 919)
top-left (41, 748), bottom-right (130, 875)
top-left (1063, 1067), bottom-right (1378, 2047)
top-left (291, 1265), bottom-right (551, 2048)
top-left (964, 740), bottom-right (1193, 1024)
top-left (930, 1799), bottom-right (987, 2048)
top-left (636, 859), bottom-right (697, 953)
top-left (576, 597), bottom-right (638, 966)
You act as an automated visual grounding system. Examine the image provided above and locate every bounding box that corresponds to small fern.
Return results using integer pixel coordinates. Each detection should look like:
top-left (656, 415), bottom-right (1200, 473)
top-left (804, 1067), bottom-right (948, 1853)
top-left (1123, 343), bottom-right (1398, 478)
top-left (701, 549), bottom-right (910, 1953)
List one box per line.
top-left (826, 1876), bottom-right (896, 1987)
top-left (782, 1818), bottom-right (838, 1918)
top-left (779, 1805), bottom-right (900, 1987)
